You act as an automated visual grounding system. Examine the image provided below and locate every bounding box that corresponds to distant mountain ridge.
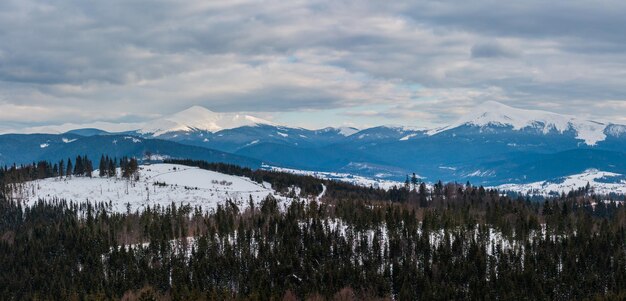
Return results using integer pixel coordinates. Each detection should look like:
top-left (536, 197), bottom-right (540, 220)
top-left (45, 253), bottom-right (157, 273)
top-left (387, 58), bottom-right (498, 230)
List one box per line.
top-left (0, 134), bottom-right (261, 169)
top-left (6, 102), bottom-right (623, 146)
top-left (428, 101), bottom-right (609, 145)
top-left (2, 102), bottom-right (626, 186)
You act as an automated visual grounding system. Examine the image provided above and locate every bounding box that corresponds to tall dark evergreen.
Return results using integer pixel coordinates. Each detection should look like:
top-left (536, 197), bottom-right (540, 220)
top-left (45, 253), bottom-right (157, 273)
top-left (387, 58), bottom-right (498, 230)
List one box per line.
top-left (99, 155), bottom-right (107, 178)
top-left (411, 172), bottom-right (419, 190)
top-left (108, 157), bottom-right (117, 178)
top-left (66, 158), bottom-right (72, 178)
top-left (58, 159), bottom-right (65, 178)
top-left (83, 156), bottom-right (93, 177)
top-left (74, 155), bottom-right (83, 176)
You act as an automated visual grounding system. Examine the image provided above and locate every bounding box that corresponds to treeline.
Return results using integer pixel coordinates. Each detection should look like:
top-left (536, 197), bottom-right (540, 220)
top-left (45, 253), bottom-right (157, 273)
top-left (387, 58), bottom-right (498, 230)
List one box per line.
top-left (0, 190), bottom-right (624, 300)
top-left (164, 159), bottom-right (508, 207)
top-left (0, 155), bottom-right (94, 182)
top-left (164, 159), bottom-right (461, 204)
top-left (0, 156), bottom-right (140, 200)
top-left (0, 155), bottom-right (140, 184)
top-left (165, 159), bottom-right (324, 197)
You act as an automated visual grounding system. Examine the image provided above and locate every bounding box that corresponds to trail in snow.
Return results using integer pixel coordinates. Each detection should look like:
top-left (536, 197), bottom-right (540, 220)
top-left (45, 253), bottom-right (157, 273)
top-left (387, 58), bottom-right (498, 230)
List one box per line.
top-left (316, 184), bottom-right (327, 201)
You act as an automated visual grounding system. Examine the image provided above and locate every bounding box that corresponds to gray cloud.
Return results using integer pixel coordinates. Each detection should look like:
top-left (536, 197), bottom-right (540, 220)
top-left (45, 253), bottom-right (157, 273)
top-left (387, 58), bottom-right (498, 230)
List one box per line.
top-left (0, 0), bottom-right (625, 129)
top-left (471, 42), bottom-right (519, 58)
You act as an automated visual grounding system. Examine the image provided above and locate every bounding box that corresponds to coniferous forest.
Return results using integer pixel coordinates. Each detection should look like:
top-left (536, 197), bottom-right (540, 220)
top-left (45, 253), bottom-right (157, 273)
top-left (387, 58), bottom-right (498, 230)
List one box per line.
top-left (0, 158), bottom-right (625, 300)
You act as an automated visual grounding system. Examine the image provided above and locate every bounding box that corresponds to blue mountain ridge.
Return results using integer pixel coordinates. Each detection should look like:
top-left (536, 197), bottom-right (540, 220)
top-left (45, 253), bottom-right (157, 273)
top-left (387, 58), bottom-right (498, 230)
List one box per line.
top-left (2, 103), bottom-right (626, 186)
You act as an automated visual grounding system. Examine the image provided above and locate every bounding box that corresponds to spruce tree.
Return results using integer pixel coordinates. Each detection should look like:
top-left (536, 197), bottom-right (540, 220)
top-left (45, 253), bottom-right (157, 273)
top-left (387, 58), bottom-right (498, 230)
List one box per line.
top-left (411, 173), bottom-right (418, 191)
top-left (66, 158), bottom-right (72, 178)
top-left (58, 160), bottom-right (65, 178)
top-left (99, 155), bottom-right (106, 178)
top-left (84, 156), bottom-right (93, 177)
top-left (74, 156), bottom-right (83, 176)
top-left (108, 158), bottom-right (117, 178)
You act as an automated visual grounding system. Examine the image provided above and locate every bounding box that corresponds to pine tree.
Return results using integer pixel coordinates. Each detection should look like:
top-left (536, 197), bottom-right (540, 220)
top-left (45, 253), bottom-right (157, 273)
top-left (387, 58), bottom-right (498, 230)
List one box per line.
top-left (99, 155), bottom-right (106, 178)
top-left (74, 156), bottom-right (83, 176)
top-left (58, 160), bottom-right (65, 178)
top-left (419, 182), bottom-right (428, 207)
top-left (108, 158), bottom-right (117, 178)
top-left (66, 158), bottom-right (72, 178)
top-left (83, 156), bottom-right (93, 177)
top-left (411, 173), bottom-right (418, 191)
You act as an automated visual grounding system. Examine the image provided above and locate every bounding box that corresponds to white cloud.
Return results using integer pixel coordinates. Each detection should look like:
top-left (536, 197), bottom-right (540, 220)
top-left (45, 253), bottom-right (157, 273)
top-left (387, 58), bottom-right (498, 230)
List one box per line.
top-left (0, 0), bottom-right (625, 129)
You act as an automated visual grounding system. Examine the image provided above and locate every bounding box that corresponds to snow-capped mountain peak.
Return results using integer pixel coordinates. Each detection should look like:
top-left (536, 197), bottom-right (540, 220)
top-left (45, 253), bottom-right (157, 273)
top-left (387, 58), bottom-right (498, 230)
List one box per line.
top-left (429, 101), bottom-right (607, 145)
top-left (338, 126), bottom-right (359, 136)
top-left (316, 126), bottom-right (360, 136)
top-left (139, 106), bottom-right (274, 136)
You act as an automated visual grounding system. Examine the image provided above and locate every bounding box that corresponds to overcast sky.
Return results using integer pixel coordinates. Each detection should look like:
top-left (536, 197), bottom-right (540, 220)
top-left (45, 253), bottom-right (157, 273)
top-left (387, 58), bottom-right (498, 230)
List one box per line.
top-left (1, 0), bottom-right (626, 130)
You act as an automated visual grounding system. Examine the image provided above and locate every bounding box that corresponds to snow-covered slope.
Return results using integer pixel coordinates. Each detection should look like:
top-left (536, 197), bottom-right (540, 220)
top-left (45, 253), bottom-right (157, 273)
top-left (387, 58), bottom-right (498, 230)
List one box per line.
top-left (605, 124), bottom-right (626, 138)
top-left (17, 164), bottom-right (296, 213)
top-left (337, 126), bottom-right (359, 136)
top-left (496, 169), bottom-right (626, 196)
top-left (428, 101), bottom-right (607, 145)
top-left (265, 165), bottom-right (405, 190)
top-left (139, 106), bottom-right (273, 136)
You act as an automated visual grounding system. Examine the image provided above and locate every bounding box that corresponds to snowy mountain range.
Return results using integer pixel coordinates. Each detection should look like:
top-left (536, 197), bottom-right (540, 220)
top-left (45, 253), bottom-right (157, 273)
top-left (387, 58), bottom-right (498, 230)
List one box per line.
top-left (428, 101), bottom-right (610, 145)
top-left (2, 102), bottom-right (626, 189)
top-left (7, 101), bottom-right (623, 146)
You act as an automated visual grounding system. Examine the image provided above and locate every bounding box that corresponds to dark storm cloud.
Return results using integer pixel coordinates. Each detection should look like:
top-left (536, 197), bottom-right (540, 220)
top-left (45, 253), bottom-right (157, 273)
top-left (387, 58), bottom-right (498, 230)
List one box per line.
top-left (0, 0), bottom-right (624, 129)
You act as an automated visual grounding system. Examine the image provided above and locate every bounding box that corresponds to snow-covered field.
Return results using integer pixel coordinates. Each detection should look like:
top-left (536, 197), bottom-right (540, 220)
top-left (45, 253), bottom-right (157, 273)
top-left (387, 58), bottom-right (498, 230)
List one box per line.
top-left (265, 165), bottom-right (405, 190)
top-left (18, 164), bottom-right (297, 213)
top-left (497, 169), bottom-right (626, 196)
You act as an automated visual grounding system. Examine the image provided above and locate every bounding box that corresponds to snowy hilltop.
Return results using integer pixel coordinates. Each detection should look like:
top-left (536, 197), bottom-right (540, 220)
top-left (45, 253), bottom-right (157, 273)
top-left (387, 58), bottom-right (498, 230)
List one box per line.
top-left (18, 164), bottom-right (301, 213)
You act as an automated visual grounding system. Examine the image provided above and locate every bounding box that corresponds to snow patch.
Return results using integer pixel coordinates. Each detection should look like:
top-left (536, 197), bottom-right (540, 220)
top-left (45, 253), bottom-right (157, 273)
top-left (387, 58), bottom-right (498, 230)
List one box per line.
top-left (496, 169), bottom-right (626, 196)
top-left (464, 170), bottom-right (495, 177)
top-left (244, 140), bottom-right (260, 147)
top-left (123, 136), bottom-right (142, 143)
top-left (399, 133), bottom-right (417, 141)
top-left (439, 166), bottom-right (457, 171)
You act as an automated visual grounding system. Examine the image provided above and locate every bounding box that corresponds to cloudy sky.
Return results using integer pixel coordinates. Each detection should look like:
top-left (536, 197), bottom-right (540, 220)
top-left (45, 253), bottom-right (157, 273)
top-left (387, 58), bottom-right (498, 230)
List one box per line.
top-left (1, 0), bottom-right (626, 130)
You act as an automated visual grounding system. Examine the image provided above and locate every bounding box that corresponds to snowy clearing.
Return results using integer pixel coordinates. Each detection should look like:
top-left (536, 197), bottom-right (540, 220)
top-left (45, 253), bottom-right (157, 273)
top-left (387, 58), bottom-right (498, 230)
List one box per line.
top-left (497, 169), bottom-right (626, 196)
top-left (17, 164), bottom-right (298, 213)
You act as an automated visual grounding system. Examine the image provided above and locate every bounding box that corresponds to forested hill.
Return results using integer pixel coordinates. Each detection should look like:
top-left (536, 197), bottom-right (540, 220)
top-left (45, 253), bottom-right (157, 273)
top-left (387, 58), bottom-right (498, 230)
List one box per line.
top-left (0, 159), bottom-right (625, 300)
